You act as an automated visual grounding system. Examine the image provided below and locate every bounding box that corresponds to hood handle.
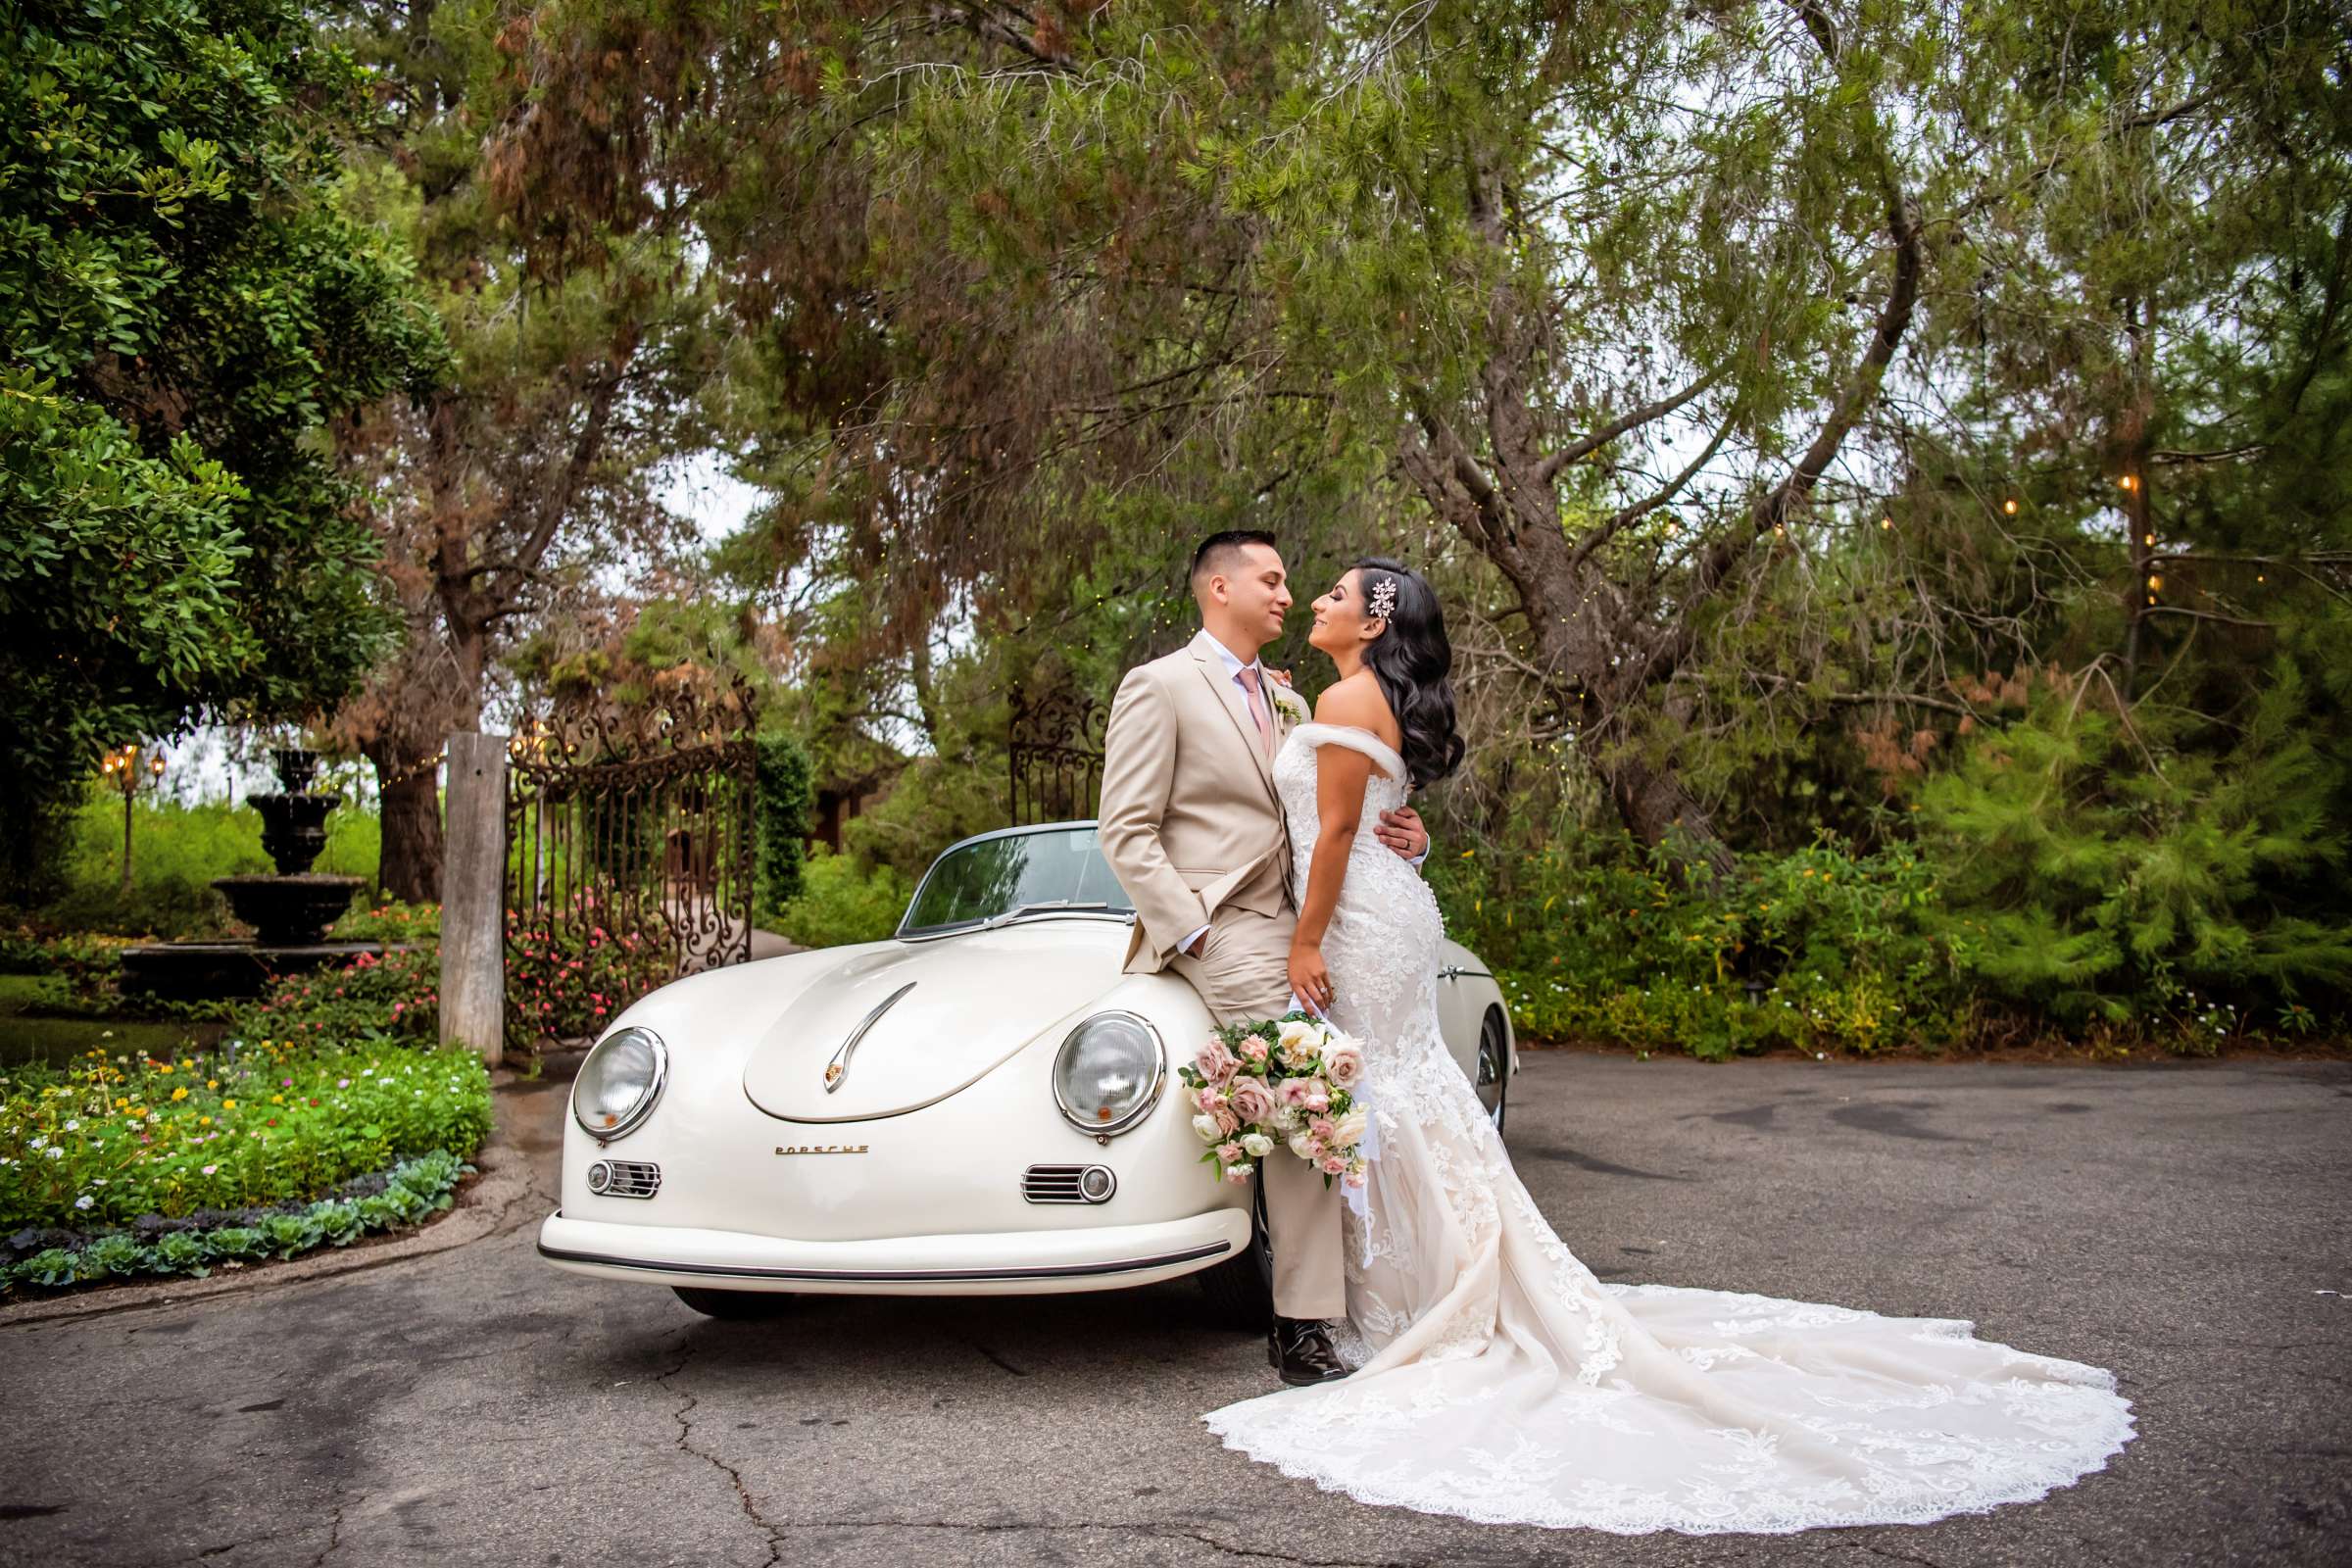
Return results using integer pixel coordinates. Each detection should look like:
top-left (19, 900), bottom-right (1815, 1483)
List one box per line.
top-left (824, 982), bottom-right (917, 1094)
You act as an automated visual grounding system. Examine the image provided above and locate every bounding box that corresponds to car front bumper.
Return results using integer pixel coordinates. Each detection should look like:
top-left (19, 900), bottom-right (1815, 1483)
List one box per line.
top-left (536, 1205), bottom-right (1252, 1297)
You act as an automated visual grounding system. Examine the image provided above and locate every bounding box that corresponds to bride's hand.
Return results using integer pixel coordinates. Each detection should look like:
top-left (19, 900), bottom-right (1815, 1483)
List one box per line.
top-left (1289, 941), bottom-right (1334, 1014)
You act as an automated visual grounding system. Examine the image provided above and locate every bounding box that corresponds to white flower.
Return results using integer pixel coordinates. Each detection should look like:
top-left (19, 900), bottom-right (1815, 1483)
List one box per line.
top-left (1329, 1108), bottom-right (1368, 1148)
top-left (1286, 1130), bottom-right (1317, 1160)
top-left (63, 1119), bottom-right (78, 1132)
top-left (1275, 1018), bottom-right (1322, 1061)
top-left (1241, 1132), bottom-right (1274, 1158)
top-left (1191, 1113), bottom-right (1223, 1144)
top-left (1270, 1104), bottom-right (1301, 1134)
top-left (27, 1136), bottom-right (45, 1151)
top-left (74, 1195), bottom-right (94, 1210)
top-left (44, 1146), bottom-right (64, 1159)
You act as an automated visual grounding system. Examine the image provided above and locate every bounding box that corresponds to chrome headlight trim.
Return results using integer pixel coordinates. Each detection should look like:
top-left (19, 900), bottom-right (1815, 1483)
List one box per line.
top-left (1051, 1010), bottom-right (1166, 1137)
top-left (572, 1025), bottom-right (668, 1141)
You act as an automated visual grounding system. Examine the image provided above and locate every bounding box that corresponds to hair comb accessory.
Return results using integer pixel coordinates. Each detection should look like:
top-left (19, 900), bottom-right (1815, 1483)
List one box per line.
top-left (1367, 575), bottom-right (1398, 621)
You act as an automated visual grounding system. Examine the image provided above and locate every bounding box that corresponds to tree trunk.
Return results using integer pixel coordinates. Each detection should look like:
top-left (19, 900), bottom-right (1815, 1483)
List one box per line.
top-left (369, 740), bottom-right (448, 905)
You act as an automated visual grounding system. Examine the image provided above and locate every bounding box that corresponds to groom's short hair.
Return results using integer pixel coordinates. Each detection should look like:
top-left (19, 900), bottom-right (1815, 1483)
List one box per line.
top-left (1189, 529), bottom-right (1279, 593)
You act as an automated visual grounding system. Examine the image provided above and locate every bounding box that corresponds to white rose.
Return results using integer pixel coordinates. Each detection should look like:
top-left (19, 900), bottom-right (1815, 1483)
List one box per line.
top-left (1192, 1113), bottom-right (1223, 1144)
top-left (1276, 1018), bottom-right (1323, 1065)
top-left (1270, 1104), bottom-right (1301, 1134)
top-left (1286, 1130), bottom-right (1317, 1161)
top-left (1241, 1132), bottom-right (1274, 1157)
top-left (1330, 1108), bottom-right (1368, 1148)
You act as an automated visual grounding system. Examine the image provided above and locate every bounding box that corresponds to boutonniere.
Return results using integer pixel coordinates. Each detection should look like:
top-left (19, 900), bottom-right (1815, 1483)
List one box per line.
top-left (1267, 679), bottom-right (1309, 722)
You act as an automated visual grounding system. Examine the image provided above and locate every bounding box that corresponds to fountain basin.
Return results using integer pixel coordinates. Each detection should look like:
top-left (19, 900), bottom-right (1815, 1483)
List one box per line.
top-left (211, 872), bottom-right (366, 948)
top-left (118, 940), bottom-right (390, 1003)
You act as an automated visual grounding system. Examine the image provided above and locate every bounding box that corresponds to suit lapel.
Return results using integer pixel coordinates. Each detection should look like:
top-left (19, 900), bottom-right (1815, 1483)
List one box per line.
top-left (1188, 631), bottom-right (1279, 801)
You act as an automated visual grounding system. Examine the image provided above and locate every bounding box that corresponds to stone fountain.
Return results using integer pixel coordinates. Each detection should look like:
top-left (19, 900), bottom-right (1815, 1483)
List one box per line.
top-left (120, 748), bottom-right (383, 1002)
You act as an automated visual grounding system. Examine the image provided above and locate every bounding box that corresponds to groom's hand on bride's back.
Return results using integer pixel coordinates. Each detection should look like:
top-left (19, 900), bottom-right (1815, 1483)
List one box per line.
top-left (1377, 806), bottom-right (1429, 863)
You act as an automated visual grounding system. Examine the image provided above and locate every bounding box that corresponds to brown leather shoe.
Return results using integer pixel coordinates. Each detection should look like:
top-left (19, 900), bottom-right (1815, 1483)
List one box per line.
top-left (1268, 1316), bottom-right (1348, 1386)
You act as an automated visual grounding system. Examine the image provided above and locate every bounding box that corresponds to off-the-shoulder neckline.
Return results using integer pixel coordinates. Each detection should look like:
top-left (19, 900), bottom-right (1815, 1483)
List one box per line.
top-left (1292, 720), bottom-right (1407, 780)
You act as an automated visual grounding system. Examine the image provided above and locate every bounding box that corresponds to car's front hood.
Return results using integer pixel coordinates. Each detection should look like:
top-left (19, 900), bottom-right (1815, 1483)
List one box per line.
top-left (742, 919), bottom-right (1130, 1123)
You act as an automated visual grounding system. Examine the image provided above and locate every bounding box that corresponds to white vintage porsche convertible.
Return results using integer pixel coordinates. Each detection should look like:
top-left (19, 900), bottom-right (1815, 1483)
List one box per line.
top-left (536, 821), bottom-right (1516, 1319)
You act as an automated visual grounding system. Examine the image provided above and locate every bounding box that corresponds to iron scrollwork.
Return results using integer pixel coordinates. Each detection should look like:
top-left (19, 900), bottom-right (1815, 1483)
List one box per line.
top-left (503, 674), bottom-right (760, 1045)
top-left (1008, 683), bottom-right (1107, 826)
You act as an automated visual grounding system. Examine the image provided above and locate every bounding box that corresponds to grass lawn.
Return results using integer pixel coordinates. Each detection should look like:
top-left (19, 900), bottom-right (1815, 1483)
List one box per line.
top-left (0, 975), bottom-right (201, 1070)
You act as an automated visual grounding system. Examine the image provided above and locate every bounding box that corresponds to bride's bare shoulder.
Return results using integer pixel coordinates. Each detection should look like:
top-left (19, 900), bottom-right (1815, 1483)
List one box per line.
top-left (1311, 672), bottom-right (1401, 749)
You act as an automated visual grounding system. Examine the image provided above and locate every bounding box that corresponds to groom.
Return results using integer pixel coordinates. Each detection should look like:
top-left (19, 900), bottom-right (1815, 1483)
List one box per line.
top-left (1098, 529), bottom-right (1429, 1387)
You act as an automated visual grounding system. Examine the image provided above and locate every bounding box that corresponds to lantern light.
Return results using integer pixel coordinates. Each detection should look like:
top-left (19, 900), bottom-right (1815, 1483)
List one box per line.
top-left (2001, 498), bottom-right (2019, 515)
top-left (2120, 474), bottom-right (2137, 492)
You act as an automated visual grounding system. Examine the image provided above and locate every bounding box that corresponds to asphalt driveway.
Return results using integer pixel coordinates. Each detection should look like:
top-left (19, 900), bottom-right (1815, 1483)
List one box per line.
top-left (2, 1053), bottom-right (2346, 1567)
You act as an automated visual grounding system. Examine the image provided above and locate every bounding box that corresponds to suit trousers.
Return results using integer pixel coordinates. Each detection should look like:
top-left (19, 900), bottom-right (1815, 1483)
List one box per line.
top-left (1171, 904), bottom-right (1347, 1321)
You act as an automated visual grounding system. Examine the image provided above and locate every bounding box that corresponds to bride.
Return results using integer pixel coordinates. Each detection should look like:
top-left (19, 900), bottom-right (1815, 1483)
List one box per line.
top-left (1203, 557), bottom-right (2136, 1535)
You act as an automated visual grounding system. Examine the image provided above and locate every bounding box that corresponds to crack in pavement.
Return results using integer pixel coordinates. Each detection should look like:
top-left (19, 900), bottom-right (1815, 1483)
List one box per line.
top-left (658, 1342), bottom-right (786, 1568)
top-left (776, 1518), bottom-right (1430, 1566)
top-left (305, 1492), bottom-right (348, 1568)
top-left (1850, 1544), bottom-right (1954, 1568)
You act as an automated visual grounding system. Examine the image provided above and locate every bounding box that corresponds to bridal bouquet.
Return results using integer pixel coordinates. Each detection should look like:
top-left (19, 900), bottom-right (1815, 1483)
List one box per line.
top-left (1178, 1011), bottom-right (1370, 1191)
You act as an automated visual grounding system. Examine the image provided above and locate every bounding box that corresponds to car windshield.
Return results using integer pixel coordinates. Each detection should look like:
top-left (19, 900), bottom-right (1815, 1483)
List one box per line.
top-left (899, 826), bottom-right (1134, 938)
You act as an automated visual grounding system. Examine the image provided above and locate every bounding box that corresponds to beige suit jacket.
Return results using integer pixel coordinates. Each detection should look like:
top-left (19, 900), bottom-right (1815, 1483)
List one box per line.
top-left (1099, 629), bottom-right (1301, 973)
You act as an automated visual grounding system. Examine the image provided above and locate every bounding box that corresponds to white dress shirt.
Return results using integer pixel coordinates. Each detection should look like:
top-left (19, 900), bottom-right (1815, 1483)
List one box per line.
top-left (1179, 638), bottom-right (1427, 956)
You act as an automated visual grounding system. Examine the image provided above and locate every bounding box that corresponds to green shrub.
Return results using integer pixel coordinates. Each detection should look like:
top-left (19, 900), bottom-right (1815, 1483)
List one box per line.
top-left (774, 846), bottom-right (912, 949)
top-left (504, 890), bottom-right (676, 1045)
top-left (328, 898), bottom-right (439, 944)
top-left (756, 733), bottom-right (813, 923)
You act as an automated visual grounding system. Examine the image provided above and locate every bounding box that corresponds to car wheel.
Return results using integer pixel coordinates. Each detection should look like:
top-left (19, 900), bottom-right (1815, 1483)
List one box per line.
top-left (1476, 1006), bottom-right (1509, 1134)
top-left (1195, 1180), bottom-right (1273, 1329)
top-left (671, 1286), bottom-right (799, 1320)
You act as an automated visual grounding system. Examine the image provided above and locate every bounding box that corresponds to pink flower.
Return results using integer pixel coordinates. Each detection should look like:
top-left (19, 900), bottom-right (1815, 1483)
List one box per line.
top-left (1223, 1163), bottom-right (1254, 1184)
top-left (1277, 1079), bottom-right (1314, 1108)
top-left (1193, 1085), bottom-right (1228, 1116)
top-left (1319, 1154), bottom-right (1348, 1177)
top-left (1323, 1042), bottom-right (1364, 1090)
top-left (1212, 1105), bottom-right (1241, 1136)
top-left (1215, 1142), bottom-right (1244, 1164)
top-left (1343, 1168), bottom-right (1367, 1190)
top-left (1227, 1077), bottom-right (1277, 1125)
top-left (1300, 1080), bottom-right (1331, 1114)
top-left (1194, 1038), bottom-right (1239, 1085)
top-left (1309, 1116), bottom-right (1337, 1142)
top-left (1239, 1037), bottom-right (1270, 1063)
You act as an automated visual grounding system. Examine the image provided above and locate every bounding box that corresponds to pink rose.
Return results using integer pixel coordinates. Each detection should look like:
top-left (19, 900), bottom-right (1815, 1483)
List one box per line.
top-left (1215, 1141), bottom-right (1244, 1165)
top-left (1196, 1039), bottom-right (1239, 1085)
top-left (1308, 1116), bottom-right (1337, 1142)
top-left (1239, 1037), bottom-right (1271, 1063)
top-left (1228, 1077), bottom-right (1277, 1125)
top-left (1195, 1086), bottom-right (1229, 1116)
top-left (1278, 1079), bottom-right (1313, 1108)
top-left (1302, 1136), bottom-right (1327, 1159)
top-left (1300, 1079), bottom-right (1331, 1114)
top-left (1324, 1043), bottom-right (1363, 1090)
top-left (1343, 1168), bottom-right (1367, 1190)
top-left (1213, 1105), bottom-right (1241, 1136)
top-left (1320, 1153), bottom-right (1348, 1177)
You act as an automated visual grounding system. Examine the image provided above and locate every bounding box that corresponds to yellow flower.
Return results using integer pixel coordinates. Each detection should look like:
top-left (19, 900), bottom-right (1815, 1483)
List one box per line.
top-left (270, 1094), bottom-right (283, 1104)
top-left (158, 1063), bottom-right (173, 1075)
top-left (172, 1087), bottom-right (189, 1102)
top-left (222, 1099), bottom-right (236, 1109)
top-left (114, 1098), bottom-right (127, 1109)
top-left (199, 1116), bottom-right (213, 1126)
top-left (207, 1079), bottom-right (219, 1090)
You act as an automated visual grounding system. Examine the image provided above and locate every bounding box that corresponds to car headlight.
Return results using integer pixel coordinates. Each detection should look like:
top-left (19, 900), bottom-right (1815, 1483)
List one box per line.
top-left (1053, 1011), bottom-right (1165, 1137)
top-left (574, 1025), bottom-right (667, 1140)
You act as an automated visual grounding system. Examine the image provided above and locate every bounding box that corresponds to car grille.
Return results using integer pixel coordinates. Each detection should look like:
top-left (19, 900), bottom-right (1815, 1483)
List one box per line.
top-left (1022, 1163), bottom-right (1116, 1204)
top-left (590, 1159), bottom-right (662, 1199)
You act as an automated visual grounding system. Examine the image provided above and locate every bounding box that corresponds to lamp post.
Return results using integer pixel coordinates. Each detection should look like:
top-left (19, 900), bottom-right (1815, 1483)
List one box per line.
top-left (99, 743), bottom-right (167, 894)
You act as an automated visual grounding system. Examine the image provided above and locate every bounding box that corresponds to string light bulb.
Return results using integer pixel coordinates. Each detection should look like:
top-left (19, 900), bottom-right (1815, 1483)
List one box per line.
top-left (1880, 516), bottom-right (1893, 529)
top-left (2147, 573), bottom-right (2163, 592)
top-left (2119, 474), bottom-right (2137, 492)
top-left (2001, 498), bottom-right (2019, 515)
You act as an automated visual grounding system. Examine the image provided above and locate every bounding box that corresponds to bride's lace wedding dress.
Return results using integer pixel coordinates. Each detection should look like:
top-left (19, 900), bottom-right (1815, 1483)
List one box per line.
top-left (1201, 722), bottom-right (2135, 1534)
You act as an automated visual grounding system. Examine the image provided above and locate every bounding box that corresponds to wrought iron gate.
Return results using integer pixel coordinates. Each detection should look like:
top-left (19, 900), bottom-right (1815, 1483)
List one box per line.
top-left (503, 680), bottom-right (758, 1044)
top-left (1008, 683), bottom-right (1107, 826)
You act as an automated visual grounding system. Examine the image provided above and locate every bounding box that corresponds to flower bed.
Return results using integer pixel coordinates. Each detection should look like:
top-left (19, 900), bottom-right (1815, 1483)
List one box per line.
top-left (0, 1034), bottom-right (491, 1230)
top-left (5, 1151), bottom-right (470, 1289)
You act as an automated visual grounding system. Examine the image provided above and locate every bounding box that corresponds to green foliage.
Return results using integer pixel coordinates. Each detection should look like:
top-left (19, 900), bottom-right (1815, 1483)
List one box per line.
top-left (1433, 829), bottom-right (1970, 1059)
top-left (1916, 662), bottom-right (2352, 1022)
top-left (0, 1036), bottom-right (489, 1227)
top-left (0, 0), bottom-right (447, 897)
top-left (2, 1150), bottom-right (469, 1292)
top-left (774, 846), bottom-right (911, 950)
top-left (327, 898), bottom-right (439, 945)
top-left (755, 732), bottom-right (812, 922)
top-left (232, 946), bottom-right (441, 1046)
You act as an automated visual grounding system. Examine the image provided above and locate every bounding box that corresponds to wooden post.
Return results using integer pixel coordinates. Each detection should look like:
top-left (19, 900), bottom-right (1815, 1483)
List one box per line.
top-left (440, 731), bottom-right (509, 1067)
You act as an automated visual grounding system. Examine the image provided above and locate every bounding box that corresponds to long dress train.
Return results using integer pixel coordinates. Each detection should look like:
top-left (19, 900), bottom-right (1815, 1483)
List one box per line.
top-left (1200, 722), bottom-right (2134, 1535)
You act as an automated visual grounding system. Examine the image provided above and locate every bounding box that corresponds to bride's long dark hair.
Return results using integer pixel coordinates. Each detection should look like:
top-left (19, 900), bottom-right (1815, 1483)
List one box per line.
top-left (1353, 557), bottom-right (1465, 791)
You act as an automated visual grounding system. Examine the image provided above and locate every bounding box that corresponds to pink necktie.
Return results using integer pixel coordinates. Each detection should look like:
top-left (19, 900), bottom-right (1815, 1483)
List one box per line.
top-left (1236, 665), bottom-right (1273, 758)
